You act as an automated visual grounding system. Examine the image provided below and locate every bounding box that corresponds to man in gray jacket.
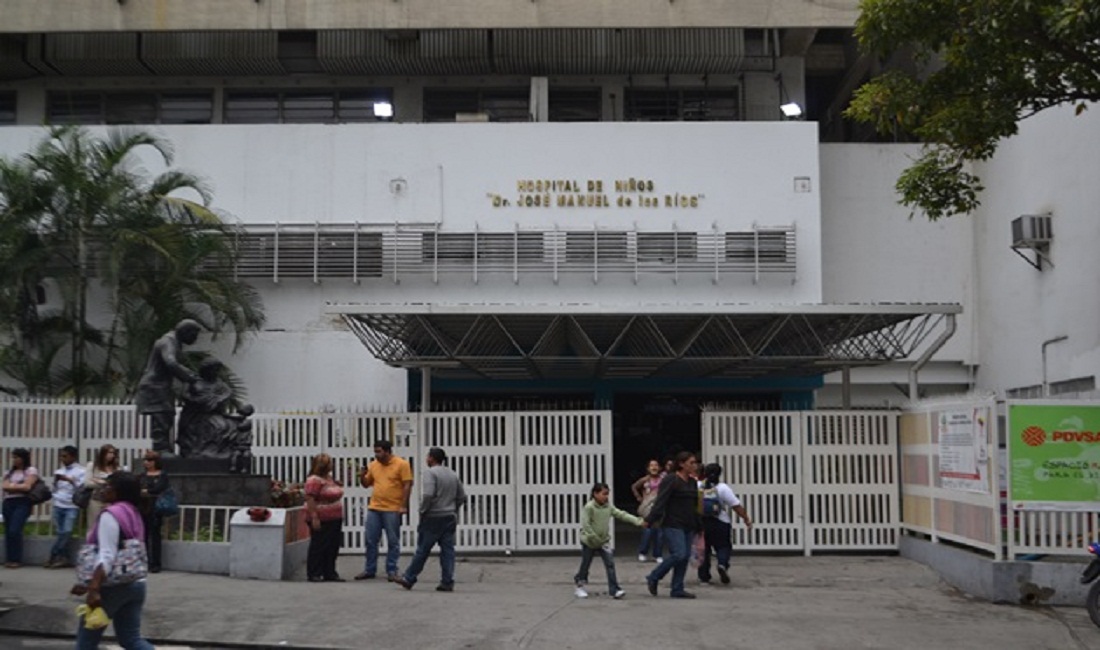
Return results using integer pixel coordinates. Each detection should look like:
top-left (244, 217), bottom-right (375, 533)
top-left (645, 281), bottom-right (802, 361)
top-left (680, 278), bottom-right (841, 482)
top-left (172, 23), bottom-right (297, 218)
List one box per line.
top-left (395, 447), bottom-right (467, 591)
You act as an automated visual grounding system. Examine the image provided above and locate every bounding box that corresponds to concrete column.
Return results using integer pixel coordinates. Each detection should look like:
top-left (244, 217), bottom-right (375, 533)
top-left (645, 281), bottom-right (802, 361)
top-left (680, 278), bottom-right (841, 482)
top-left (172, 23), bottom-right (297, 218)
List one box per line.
top-left (16, 86), bottom-right (46, 125)
top-left (393, 83), bottom-right (423, 123)
top-left (530, 77), bottom-right (549, 122)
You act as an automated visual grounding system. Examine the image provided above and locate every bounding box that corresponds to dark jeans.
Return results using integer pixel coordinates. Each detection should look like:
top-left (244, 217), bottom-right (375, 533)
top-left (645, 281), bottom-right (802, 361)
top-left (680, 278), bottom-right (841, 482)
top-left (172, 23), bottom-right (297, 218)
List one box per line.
top-left (698, 517), bottom-right (732, 581)
top-left (308, 519), bottom-right (344, 580)
top-left (646, 527), bottom-right (693, 596)
top-left (638, 526), bottom-right (663, 559)
top-left (76, 580), bottom-right (154, 650)
top-left (2, 497), bottom-right (31, 564)
top-left (574, 544), bottom-right (620, 593)
top-left (402, 514), bottom-right (457, 587)
top-left (142, 512), bottom-right (163, 570)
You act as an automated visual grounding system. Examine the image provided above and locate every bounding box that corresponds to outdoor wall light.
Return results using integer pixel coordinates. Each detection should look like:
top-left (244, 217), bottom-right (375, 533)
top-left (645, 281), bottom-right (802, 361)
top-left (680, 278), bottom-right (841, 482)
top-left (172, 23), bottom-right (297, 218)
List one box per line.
top-left (780, 102), bottom-right (804, 118)
top-left (373, 101), bottom-right (394, 118)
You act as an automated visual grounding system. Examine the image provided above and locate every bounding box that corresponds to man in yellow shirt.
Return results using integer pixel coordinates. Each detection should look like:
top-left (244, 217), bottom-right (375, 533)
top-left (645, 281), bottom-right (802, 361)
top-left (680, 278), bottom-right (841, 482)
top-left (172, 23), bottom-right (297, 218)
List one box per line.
top-left (354, 439), bottom-right (413, 581)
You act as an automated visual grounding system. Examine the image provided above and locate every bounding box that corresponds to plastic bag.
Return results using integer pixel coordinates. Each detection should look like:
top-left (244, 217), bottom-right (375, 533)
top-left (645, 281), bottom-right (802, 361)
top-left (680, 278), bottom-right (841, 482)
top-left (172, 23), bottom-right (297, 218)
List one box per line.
top-left (76, 604), bottom-right (111, 630)
top-left (690, 532), bottom-right (706, 568)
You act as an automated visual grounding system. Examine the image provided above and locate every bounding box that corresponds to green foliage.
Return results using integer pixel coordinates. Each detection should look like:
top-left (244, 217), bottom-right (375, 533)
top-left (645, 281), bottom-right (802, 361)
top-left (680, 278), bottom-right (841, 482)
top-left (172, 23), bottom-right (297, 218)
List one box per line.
top-left (174, 525), bottom-right (226, 543)
top-left (0, 126), bottom-right (265, 398)
top-left (846, 0), bottom-right (1100, 220)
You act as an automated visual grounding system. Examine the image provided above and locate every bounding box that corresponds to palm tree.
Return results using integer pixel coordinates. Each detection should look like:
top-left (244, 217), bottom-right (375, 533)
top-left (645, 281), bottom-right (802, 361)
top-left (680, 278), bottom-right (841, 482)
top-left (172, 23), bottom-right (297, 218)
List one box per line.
top-left (0, 125), bottom-right (265, 399)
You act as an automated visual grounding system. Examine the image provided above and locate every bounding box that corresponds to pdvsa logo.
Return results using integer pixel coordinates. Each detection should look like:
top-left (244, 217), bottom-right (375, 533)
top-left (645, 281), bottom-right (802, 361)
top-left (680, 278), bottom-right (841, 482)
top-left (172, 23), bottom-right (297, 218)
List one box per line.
top-left (1021, 425), bottom-right (1100, 446)
top-left (1021, 426), bottom-right (1046, 446)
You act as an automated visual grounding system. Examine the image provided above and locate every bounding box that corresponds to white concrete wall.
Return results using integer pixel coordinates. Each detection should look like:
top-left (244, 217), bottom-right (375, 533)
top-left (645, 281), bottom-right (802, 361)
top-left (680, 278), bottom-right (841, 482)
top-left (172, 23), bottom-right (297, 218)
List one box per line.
top-left (0, 122), bottom-right (825, 408)
top-left (819, 143), bottom-right (974, 363)
top-left (970, 104), bottom-right (1100, 395)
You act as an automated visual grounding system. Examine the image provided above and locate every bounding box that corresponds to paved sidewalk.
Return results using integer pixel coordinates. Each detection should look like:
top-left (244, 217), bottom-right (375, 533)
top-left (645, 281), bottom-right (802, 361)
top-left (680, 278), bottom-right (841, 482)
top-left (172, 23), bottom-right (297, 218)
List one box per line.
top-left (0, 553), bottom-right (1097, 650)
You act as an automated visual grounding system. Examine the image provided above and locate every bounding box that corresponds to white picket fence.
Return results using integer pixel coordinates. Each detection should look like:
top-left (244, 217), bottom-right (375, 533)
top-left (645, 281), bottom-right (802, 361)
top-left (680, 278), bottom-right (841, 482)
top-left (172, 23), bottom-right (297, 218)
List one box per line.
top-left (0, 401), bottom-right (612, 553)
top-left (702, 410), bottom-right (900, 555)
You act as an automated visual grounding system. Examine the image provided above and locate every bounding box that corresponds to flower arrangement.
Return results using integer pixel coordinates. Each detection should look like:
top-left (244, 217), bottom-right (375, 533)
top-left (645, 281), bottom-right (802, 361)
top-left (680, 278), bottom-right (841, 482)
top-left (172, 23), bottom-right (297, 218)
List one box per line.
top-left (269, 479), bottom-right (304, 508)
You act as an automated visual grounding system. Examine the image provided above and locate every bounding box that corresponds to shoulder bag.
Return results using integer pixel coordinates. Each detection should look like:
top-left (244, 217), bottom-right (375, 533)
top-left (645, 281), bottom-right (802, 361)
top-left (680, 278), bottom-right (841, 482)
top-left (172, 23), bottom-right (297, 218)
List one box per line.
top-left (73, 484), bottom-right (95, 509)
top-left (154, 487), bottom-right (180, 517)
top-left (76, 514), bottom-right (149, 586)
top-left (26, 479), bottom-right (52, 505)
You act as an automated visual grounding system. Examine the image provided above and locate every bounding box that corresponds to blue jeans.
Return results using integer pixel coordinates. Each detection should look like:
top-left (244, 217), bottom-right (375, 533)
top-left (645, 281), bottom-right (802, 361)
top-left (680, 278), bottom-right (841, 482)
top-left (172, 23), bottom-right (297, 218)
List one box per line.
top-left (646, 528), bottom-right (692, 596)
top-left (75, 580), bottom-right (154, 650)
top-left (50, 506), bottom-right (80, 559)
top-left (363, 509), bottom-right (402, 577)
top-left (637, 526), bottom-right (663, 559)
top-left (2, 497), bottom-right (31, 564)
top-left (574, 544), bottom-right (620, 593)
top-left (402, 515), bottom-right (456, 587)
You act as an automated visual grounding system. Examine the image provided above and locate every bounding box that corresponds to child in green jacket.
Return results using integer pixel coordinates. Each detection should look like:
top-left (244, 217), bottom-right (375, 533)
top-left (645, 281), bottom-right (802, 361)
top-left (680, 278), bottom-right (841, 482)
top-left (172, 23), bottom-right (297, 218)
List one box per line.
top-left (574, 482), bottom-right (647, 599)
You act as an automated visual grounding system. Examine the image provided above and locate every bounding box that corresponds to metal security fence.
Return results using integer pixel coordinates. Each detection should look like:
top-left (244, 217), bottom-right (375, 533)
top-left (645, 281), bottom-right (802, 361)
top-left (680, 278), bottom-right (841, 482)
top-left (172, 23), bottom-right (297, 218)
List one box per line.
top-left (0, 400), bottom-right (611, 554)
top-left (702, 410), bottom-right (900, 555)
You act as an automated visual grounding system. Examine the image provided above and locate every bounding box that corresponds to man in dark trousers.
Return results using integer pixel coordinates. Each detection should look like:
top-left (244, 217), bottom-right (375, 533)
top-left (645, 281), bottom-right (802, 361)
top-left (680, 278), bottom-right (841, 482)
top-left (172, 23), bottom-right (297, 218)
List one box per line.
top-left (395, 447), bottom-right (467, 592)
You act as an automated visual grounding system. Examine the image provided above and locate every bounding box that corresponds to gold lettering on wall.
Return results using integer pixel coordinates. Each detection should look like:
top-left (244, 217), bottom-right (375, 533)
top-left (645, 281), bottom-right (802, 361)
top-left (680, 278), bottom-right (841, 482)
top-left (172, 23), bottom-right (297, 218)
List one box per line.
top-left (488, 178), bottom-right (703, 210)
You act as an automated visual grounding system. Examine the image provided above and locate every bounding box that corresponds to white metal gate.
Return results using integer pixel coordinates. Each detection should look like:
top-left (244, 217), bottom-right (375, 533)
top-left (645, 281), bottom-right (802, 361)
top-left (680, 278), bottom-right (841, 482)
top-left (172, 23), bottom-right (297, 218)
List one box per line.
top-left (251, 409), bottom-right (612, 554)
top-left (702, 411), bottom-right (899, 555)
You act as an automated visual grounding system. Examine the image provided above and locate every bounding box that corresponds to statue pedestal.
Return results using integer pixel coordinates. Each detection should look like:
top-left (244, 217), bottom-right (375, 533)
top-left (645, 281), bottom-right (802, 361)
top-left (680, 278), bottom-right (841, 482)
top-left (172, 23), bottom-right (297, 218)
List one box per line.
top-left (162, 457), bottom-right (269, 507)
top-left (170, 473), bottom-right (272, 507)
top-left (229, 507), bottom-right (310, 580)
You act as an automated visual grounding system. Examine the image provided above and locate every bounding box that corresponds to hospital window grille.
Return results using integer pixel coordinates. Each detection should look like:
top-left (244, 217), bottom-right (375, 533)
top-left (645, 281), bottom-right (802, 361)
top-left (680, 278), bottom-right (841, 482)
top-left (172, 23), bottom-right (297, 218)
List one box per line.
top-left (223, 89), bottom-right (392, 124)
top-left (624, 88), bottom-right (739, 122)
top-left (423, 87), bottom-right (530, 122)
top-left (549, 87), bottom-right (602, 122)
top-left (47, 91), bottom-right (215, 125)
top-left (637, 232), bottom-right (698, 263)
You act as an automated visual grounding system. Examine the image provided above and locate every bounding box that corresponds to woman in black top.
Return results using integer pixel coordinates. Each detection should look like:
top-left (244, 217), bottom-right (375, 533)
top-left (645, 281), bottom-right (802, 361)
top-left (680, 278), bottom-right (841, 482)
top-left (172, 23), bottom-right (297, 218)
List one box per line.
top-left (643, 450), bottom-right (702, 599)
top-left (138, 451), bottom-right (170, 573)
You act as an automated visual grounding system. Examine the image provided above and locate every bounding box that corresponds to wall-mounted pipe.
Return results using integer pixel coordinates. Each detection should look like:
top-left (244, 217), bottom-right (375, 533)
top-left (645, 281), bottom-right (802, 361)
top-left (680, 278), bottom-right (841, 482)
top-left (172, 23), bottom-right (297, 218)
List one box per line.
top-left (909, 314), bottom-right (957, 402)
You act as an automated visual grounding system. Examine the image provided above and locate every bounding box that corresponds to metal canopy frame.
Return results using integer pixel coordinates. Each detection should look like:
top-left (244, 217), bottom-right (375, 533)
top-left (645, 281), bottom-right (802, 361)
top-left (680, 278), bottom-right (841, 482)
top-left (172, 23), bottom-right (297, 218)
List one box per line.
top-left (331, 303), bottom-right (962, 381)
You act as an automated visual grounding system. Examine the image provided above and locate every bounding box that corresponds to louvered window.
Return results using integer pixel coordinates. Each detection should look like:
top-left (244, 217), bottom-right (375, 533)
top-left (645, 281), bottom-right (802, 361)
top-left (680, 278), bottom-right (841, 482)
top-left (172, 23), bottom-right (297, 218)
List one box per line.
top-left (625, 88), bottom-right (739, 122)
top-left (565, 232), bottom-right (628, 262)
top-left (47, 91), bottom-right (214, 125)
top-left (224, 89), bottom-right (392, 124)
top-left (47, 90), bottom-right (214, 125)
top-left (637, 232), bottom-right (698, 262)
top-left (423, 88), bottom-right (530, 123)
top-left (725, 231), bottom-right (791, 262)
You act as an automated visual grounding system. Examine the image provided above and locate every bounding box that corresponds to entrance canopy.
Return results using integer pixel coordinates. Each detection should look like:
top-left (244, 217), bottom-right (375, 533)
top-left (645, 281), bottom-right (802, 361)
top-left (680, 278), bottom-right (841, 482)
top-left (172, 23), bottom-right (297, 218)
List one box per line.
top-left (330, 303), bottom-right (961, 381)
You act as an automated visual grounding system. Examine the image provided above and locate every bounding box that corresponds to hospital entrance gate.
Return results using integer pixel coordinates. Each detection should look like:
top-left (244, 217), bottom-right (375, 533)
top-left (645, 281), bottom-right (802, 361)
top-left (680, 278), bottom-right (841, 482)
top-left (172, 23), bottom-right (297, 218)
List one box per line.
top-left (250, 410), bottom-right (612, 554)
top-left (702, 411), bottom-right (900, 555)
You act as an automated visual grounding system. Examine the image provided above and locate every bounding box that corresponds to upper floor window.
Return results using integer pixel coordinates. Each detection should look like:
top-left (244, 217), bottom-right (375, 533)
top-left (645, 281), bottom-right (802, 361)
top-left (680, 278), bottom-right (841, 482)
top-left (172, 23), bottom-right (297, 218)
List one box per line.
top-left (0, 92), bottom-right (14, 125)
top-left (625, 87), bottom-right (740, 122)
top-left (423, 87), bottom-right (530, 123)
top-left (47, 91), bottom-right (214, 125)
top-left (224, 89), bottom-right (392, 124)
top-left (549, 87), bottom-right (601, 122)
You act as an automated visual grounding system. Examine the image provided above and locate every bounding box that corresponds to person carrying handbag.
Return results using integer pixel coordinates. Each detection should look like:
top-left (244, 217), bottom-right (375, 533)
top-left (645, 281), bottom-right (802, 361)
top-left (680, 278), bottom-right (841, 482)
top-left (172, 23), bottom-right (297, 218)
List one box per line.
top-left (138, 451), bottom-right (170, 573)
top-left (70, 471), bottom-right (154, 650)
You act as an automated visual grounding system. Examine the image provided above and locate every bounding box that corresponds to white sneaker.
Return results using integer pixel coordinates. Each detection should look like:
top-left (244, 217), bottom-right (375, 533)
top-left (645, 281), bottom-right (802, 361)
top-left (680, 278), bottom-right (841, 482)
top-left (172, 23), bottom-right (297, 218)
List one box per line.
top-left (656, 557), bottom-right (664, 564)
top-left (574, 586), bottom-right (588, 598)
top-left (637, 554), bottom-right (647, 562)
top-left (613, 589), bottom-right (626, 599)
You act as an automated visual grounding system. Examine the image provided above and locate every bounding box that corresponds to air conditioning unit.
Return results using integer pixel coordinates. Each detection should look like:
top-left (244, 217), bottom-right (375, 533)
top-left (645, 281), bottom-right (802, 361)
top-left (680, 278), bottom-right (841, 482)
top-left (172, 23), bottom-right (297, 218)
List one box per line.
top-left (1011, 214), bottom-right (1053, 248)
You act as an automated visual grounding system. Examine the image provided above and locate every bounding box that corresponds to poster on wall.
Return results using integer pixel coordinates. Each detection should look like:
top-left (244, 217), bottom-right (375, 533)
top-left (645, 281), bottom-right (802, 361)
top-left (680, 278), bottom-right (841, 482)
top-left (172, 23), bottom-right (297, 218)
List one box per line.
top-left (1008, 403), bottom-right (1100, 511)
top-left (937, 408), bottom-right (990, 493)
